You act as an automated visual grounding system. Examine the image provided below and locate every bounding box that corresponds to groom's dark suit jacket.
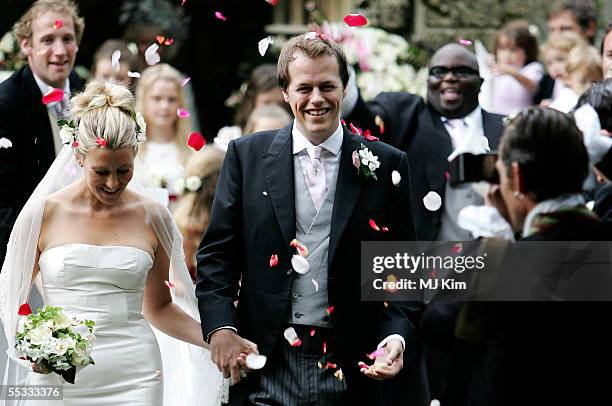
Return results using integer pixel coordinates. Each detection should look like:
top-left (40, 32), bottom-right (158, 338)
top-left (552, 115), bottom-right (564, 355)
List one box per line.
top-left (0, 65), bottom-right (83, 265)
top-left (348, 92), bottom-right (505, 240)
top-left (197, 124), bottom-right (428, 405)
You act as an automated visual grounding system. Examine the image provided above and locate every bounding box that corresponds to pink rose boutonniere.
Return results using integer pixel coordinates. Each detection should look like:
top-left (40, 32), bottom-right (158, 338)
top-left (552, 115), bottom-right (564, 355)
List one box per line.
top-left (352, 143), bottom-right (380, 180)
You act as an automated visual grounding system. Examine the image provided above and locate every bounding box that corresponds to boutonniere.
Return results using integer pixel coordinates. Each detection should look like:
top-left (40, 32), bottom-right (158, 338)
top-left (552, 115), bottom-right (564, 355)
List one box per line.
top-left (352, 143), bottom-right (380, 180)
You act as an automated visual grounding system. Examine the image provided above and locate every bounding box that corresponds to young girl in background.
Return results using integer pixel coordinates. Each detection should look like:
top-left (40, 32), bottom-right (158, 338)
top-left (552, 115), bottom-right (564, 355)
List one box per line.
top-left (136, 64), bottom-right (193, 202)
top-left (490, 20), bottom-right (543, 115)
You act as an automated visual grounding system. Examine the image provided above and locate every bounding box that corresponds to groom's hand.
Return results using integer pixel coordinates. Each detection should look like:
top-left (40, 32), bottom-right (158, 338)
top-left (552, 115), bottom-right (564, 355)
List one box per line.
top-left (210, 329), bottom-right (257, 384)
top-left (360, 339), bottom-right (404, 381)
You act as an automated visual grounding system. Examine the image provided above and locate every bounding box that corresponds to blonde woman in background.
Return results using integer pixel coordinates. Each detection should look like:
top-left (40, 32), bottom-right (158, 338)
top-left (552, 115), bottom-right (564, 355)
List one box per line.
top-left (136, 64), bottom-right (193, 203)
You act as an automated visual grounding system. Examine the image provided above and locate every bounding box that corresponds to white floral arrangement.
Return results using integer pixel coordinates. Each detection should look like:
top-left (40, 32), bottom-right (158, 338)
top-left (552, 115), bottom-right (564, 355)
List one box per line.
top-left (320, 22), bottom-right (428, 101)
top-left (174, 175), bottom-right (203, 194)
top-left (352, 143), bottom-right (380, 180)
top-left (15, 305), bottom-right (95, 384)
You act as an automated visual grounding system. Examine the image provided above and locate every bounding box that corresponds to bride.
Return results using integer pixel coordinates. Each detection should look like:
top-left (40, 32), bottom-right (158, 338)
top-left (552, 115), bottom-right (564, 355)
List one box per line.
top-left (0, 81), bottom-right (250, 405)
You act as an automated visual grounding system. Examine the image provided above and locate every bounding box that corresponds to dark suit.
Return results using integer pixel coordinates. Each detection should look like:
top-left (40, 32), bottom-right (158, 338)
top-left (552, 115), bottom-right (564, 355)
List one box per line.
top-left (196, 124), bottom-right (428, 405)
top-left (347, 92), bottom-right (505, 240)
top-left (533, 73), bottom-right (555, 105)
top-left (0, 65), bottom-right (83, 265)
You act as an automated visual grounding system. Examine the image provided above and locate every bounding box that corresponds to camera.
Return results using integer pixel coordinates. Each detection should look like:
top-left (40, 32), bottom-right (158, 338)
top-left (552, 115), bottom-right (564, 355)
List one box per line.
top-left (448, 152), bottom-right (499, 187)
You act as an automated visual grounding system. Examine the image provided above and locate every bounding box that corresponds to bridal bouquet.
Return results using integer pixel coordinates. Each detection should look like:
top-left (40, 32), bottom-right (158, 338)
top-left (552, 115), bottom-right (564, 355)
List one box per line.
top-left (15, 305), bottom-right (96, 384)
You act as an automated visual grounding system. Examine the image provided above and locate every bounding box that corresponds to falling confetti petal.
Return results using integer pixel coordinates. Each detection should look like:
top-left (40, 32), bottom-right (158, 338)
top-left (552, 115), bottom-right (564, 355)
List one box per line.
top-left (340, 118), bottom-right (346, 126)
top-left (181, 0), bottom-right (187, 5)
top-left (128, 71), bottom-right (141, 78)
top-left (215, 11), bottom-right (227, 21)
top-left (284, 327), bottom-right (302, 347)
top-left (144, 43), bottom-right (161, 66)
top-left (363, 130), bottom-right (379, 142)
top-left (391, 170), bottom-right (401, 186)
top-left (53, 19), bottom-right (63, 29)
top-left (18, 303), bottom-right (32, 316)
top-left (258, 36), bottom-right (273, 57)
top-left (343, 14), bottom-right (368, 27)
top-left (423, 191), bottom-right (442, 211)
top-left (310, 328), bottom-right (316, 337)
top-left (368, 348), bottom-right (386, 360)
top-left (323, 341), bottom-right (327, 354)
top-left (452, 242), bottom-right (463, 254)
top-left (0, 137), bottom-right (12, 148)
top-left (349, 122), bottom-right (362, 135)
top-left (327, 362), bottom-right (337, 369)
top-left (177, 108), bottom-right (190, 118)
top-left (156, 35), bottom-right (166, 45)
top-left (381, 226), bottom-right (389, 232)
top-left (312, 278), bottom-right (319, 292)
top-left (375, 115), bottom-right (385, 135)
top-left (265, 0), bottom-right (278, 5)
top-left (181, 77), bottom-right (191, 87)
top-left (262, 191), bottom-right (268, 196)
top-left (291, 339), bottom-right (303, 347)
top-left (188, 132), bottom-right (206, 151)
top-left (164, 280), bottom-right (175, 289)
top-left (458, 38), bottom-right (473, 46)
top-left (42, 88), bottom-right (64, 105)
top-left (291, 254), bottom-right (309, 274)
top-left (368, 219), bottom-right (380, 231)
top-left (334, 369), bottom-right (344, 380)
top-left (444, 171), bottom-right (450, 180)
top-left (245, 353), bottom-right (267, 370)
top-left (164, 37), bottom-right (174, 46)
top-left (430, 401), bottom-right (441, 406)
top-left (290, 239), bottom-right (309, 257)
top-left (326, 305), bottom-right (335, 316)
top-left (269, 254), bottom-right (279, 268)
top-left (111, 50), bottom-right (121, 72)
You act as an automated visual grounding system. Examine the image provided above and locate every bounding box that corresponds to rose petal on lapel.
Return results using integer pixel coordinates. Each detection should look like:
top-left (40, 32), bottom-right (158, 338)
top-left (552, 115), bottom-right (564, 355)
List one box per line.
top-left (423, 191), bottom-right (442, 211)
top-left (334, 369), bottom-right (344, 380)
top-left (0, 137), bottom-right (12, 148)
top-left (310, 328), bottom-right (316, 337)
top-left (291, 254), bottom-right (309, 274)
top-left (215, 11), bottom-right (227, 21)
top-left (391, 170), bottom-right (401, 186)
top-left (42, 88), bottom-right (64, 105)
top-left (311, 278), bottom-right (319, 292)
top-left (269, 254), bottom-right (279, 268)
top-left (181, 77), bottom-right (191, 87)
top-left (343, 14), bottom-right (368, 27)
top-left (258, 36), bottom-right (273, 57)
top-left (367, 348), bottom-right (386, 360)
top-left (188, 132), bottom-right (206, 151)
top-left (458, 38), bottom-right (473, 46)
top-left (18, 303), bottom-right (32, 316)
top-left (245, 353), bottom-right (267, 370)
top-left (128, 71), bottom-right (141, 78)
top-left (452, 242), bottom-right (463, 254)
top-left (375, 115), bottom-right (385, 135)
top-left (111, 50), bottom-right (121, 72)
top-left (368, 219), bottom-right (380, 231)
top-left (53, 19), bottom-right (63, 29)
top-left (177, 108), bottom-right (190, 118)
top-left (144, 43), bottom-right (161, 66)
top-left (363, 130), bottom-right (379, 142)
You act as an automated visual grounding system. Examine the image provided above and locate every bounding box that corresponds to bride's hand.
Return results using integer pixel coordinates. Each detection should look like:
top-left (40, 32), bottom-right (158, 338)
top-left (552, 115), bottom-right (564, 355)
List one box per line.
top-left (31, 362), bottom-right (50, 374)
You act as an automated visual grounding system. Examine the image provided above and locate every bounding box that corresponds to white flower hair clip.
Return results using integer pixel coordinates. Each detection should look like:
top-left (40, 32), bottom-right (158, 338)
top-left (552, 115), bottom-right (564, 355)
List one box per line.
top-left (173, 175), bottom-right (203, 195)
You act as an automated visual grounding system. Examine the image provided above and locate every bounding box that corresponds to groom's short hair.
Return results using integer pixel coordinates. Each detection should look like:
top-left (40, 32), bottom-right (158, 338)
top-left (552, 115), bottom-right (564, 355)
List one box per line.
top-left (14, 0), bottom-right (85, 46)
top-left (277, 32), bottom-right (349, 91)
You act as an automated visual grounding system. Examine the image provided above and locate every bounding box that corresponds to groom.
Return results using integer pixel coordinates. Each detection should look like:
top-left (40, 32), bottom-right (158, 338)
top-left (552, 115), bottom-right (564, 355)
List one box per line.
top-left (196, 33), bottom-right (427, 405)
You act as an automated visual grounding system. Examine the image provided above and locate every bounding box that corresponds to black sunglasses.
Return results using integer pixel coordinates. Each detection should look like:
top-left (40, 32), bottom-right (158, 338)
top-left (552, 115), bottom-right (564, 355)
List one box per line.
top-left (428, 66), bottom-right (480, 79)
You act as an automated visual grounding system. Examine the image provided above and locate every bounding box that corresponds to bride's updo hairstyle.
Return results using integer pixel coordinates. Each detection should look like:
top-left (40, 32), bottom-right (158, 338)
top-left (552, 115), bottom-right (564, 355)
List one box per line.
top-left (70, 80), bottom-right (139, 156)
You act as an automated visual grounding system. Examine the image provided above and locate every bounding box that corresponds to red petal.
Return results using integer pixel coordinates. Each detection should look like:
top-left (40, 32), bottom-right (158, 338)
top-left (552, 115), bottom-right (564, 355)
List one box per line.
top-left (343, 14), bottom-right (368, 27)
top-left (323, 341), bottom-right (327, 354)
top-left (42, 88), bottom-right (64, 105)
top-left (326, 305), bottom-right (335, 315)
top-left (291, 338), bottom-right (302, 347)
top-left (363, 130), bottom-right (379, 142)
top-left (451, 243), bottom-right (463, 254)
top-left (164, 280), bottom-right (175, 289)
top-left (340, 119), bottom-right (346, 126)
top-left (327, 362), bottom-right (337, 369)
top-left (269, 254), bottom-right (279, 268)
top-left (53, 19), bottom-right (63, 30)
top-left (265, 0), bottom-right (278, 5)
top-left (95, 137), bottom-right (107, 148)
top-left (18, 303), bottom-right (32, 316)
top-left (71, 140), bottom-right (79, 148)
top-left (310, 328), bottom-right (316, 337)
top-left (188, 132), bottom-right (206, 151)
top-left (349, 123), bottom-right (362, 135)
top-left (164, 38), bottom-right (174, 46)
top-left (368, 219), bottom-right (380, 231)
top-left (156, 35), bottom-right (165, 45)
top-left (215, 11), bottom-right (227, 21)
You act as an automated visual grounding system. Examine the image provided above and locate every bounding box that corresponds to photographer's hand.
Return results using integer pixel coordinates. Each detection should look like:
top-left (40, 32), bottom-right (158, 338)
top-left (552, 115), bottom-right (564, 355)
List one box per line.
top-left (485, 184), bottom-right (511, 224)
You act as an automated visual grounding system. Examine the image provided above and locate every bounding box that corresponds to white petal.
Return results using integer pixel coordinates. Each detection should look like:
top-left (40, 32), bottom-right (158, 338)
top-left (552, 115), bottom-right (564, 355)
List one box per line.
top-left (283, 327), bottom-right (298, 343)
top-left (0, 137), bottom-right (13, 148)
top-left (291, 254), bottom-right (310, 274)
top-left (312, 278), bottom-right (319, 292)
top-left (111, 50), bottom-right (121, 72)
top-left (127, 71), bottom-right (141, 78)
top-left (423, 191), bottom-right (442, 211)
top-left (144, 44), bottom-right (161, 66)
top-left (245, 353), bottom-right (267, 370)
top-left (391, 170), bottom-right (401, 186)
top-left (258, 36), bottom-right (273, 57)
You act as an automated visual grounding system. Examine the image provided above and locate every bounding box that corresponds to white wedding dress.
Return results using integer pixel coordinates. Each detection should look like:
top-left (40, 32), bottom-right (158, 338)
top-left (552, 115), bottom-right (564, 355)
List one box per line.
top-left (30, 243), bottom-right (163, 405)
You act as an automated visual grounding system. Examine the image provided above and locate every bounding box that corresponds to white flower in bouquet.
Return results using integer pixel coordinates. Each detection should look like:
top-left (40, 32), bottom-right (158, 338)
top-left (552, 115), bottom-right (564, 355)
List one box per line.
top-left (53, 313), bottom-right (72, 330)
top-left (25, 325), bottom-right (52, 346)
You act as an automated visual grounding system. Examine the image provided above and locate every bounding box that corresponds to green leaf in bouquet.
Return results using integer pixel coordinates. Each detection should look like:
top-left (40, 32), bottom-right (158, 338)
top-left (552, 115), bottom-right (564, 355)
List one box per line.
top-left (59, 366), bottom-right (77, 384)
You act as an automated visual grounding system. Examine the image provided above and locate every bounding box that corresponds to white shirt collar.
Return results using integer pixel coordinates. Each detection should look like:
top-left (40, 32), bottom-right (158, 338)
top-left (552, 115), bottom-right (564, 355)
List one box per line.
top-left (522, 193), bottom-right (585, 237)
top-left (292, 120), bottom-right (343, 156)
top-left (441, 106), bottom-right (482, 127)
top-left (32, 73), bottom-right (70, 102)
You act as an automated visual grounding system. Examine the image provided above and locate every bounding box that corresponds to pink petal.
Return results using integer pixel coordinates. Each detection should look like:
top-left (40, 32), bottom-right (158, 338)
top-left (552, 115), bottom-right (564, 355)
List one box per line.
top-left (188, 132), bottom-right (206, 151)
top-left (458, 38), bottom-right (473, 46)
top-left (291, 338), bottom-right (302, 347)
top-left (326, 362), bottom-right (337, 369)
top-left (340, 119), bottom-right (346, 126)
top-left (269, 254), bottom-right (278, 268)
top-left (349, 123), bottom-right (362, 135)
top-left (18, 303), bottom-right (32, 316)
top-left (215, 11), bottom-right (227, 21)
top-left (181, 77), bottom-right (191, 87)
top-left (323, 341), bottom-right (327, 354)
top-left (181, 0), bottom-right (187, 5)
top-left (368, 219), bottom-right (380, 231)
top-left (326, 305), bottom-right (335, 315)
top-left (95, 137), bottom-right (107, 148)
top-left (381, 226), bottom-right (389, 232)
top-left (177, 107), bottom-right (190, 118)
top-left (53, 19), bottom-right (63, 30)
top-left (367, 348), bottom-right (385, 360)
top-left (42, 88), bottom-right (64, 105)
top-left (310, 328), bottom-right (316, 337)
top-left (452, 243), bottom-right (463, 254)
top-left (71, 140), bottom-right (79, 148)
top-left (164, 280), bottom-right (175, 289)
top-left (290, 239), bottom-right (309, 257)
top-left (265, 0), bottom-right (278, 5)
top-left (352, 150), bottom-right (360, 169)
top-left (164, 38), bottom-right (174, 46)
top-left (444, 171), bottom-right (450, 180)
top-left (363, 129), bottom-right (379, 142)
top-left (343, 14), bottom-right (368, 27)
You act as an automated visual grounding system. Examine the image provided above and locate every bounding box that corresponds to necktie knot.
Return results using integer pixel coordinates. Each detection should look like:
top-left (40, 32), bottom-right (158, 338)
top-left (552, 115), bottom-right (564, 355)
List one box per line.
top-left (307, 146), bottom-right (322, 160)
